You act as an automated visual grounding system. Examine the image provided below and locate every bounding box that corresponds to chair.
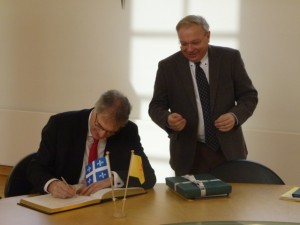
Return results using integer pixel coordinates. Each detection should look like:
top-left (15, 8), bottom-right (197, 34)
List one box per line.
top-left (210, 159), bottom-right (285, 184)
top-left (4, 152), bottom-right (36, 197)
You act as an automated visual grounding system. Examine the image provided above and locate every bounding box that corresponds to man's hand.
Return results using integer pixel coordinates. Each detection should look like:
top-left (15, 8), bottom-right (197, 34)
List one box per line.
top-left (77, 178), bottom-right (111, 196)
top-left (167, 113), bottom-right (187, 131)
top-left (214, 113), bottom-right (236, 132)
top-left (48, 180), bottom-right (76, 199)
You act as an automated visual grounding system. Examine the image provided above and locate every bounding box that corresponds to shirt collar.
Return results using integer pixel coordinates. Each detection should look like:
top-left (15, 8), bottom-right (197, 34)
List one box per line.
top-left (189, 52), bottom-right (209, 67)
top-left (88, 110), bottom-right (93, 137)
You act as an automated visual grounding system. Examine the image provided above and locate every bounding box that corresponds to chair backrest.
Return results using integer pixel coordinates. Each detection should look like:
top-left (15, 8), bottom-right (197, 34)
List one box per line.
top-left (4, 152), bottom-right (36, 197)
top-left (210, 159), bottom-right (285, 184)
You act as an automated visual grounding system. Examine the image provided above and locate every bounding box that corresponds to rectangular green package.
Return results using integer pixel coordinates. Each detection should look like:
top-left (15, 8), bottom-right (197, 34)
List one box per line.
top-left (165, 173), bottom-right (232, 199)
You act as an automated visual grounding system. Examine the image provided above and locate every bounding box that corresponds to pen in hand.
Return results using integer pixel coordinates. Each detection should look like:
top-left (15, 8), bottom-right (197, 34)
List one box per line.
top-left (61, 177), bottom-right (68, 185)
top-left (60, 177), bottom-right (77, 198)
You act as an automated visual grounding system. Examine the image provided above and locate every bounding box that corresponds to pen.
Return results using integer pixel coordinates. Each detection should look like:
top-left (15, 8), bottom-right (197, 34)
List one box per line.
top-left (61, 177), bottom-right (68, 185)
top-left (61, 177), bottom-right (77, 196)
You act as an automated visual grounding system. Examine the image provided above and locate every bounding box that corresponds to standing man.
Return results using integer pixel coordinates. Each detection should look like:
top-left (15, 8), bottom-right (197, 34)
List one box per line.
top-left (148, 15), bottom-right (258, 176)
top-left (28, 89), bottom-right (156, 198)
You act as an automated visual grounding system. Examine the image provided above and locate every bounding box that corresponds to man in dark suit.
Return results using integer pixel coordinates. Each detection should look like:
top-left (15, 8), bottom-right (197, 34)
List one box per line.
top-left (148, 15), bottom-right (258, 176)
top-left (28, 90), bottom-right (156, 198)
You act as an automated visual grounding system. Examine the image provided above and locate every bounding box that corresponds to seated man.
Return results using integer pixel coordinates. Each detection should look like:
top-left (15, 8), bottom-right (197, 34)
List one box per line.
top-left (27, 90), bottom-right (156, 198)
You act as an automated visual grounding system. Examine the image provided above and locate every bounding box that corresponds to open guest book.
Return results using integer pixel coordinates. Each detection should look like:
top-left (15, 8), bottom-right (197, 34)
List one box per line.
top-left (18, 187), bottom-right (146, 214)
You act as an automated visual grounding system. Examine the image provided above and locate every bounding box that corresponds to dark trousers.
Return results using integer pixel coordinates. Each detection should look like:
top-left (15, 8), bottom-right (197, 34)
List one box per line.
top-left (189, 142), bottom-right (226, 174)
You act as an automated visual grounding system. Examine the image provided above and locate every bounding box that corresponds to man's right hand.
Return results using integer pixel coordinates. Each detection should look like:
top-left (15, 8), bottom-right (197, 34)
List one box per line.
top-left (48, 180), bottom-right (76, 199)
top-left (167, 113), bottom-right (187, 131)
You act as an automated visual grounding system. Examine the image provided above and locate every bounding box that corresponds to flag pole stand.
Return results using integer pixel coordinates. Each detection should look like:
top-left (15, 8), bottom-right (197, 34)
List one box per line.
top-left (114, 150), bottom-right (135, 218)
top-left (112, 208), bottom-right (126, 218)
top-left (113, 149), bottom-right (145, 218)
top-left (105, 152), bottom-right (126, 218)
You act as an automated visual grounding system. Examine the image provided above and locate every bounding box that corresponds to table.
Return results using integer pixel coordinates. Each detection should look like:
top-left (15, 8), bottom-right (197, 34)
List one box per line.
top-left (0, 183), bottom-right (299, 225)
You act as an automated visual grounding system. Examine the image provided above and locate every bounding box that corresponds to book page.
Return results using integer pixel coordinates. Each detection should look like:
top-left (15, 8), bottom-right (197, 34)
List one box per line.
top-left (19, 186), bottom-right (146, 214)
top-left (21, 194), bottom-right (96, 209)
top-left (91, 187), bottom-right (146, 199)
top-left (90, 188), bottom-right (113, 199)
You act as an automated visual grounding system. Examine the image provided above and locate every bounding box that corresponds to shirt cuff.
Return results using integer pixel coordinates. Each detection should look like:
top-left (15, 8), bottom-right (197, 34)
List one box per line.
top-left (44, 178), bottom-right (59, 193)
top-left (230, 112), bottom-right (239, 126)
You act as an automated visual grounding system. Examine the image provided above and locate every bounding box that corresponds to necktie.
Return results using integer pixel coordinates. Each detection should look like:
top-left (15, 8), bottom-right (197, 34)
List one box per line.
top-left (195, 62), bottom-right (219, 151)
top-left (88, 138), bottom-right (99, 163)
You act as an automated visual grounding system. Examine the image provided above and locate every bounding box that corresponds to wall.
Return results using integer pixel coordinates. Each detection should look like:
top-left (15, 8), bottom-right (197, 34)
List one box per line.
top-left (0, 0), bottom-right (299, 183)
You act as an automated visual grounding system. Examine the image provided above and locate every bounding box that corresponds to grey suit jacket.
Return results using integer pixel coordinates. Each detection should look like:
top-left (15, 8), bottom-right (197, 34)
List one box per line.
top-left (148, 45), bottom-right (258, 175)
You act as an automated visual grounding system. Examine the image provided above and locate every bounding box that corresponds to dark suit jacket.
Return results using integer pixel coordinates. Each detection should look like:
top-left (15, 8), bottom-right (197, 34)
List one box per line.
top-left (27, 108), bottom-right (156, 194)
top-left (149, 45), bottom-right (258, 175)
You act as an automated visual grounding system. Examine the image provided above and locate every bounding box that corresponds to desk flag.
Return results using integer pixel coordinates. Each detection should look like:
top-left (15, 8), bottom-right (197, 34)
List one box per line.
top-left (129, 154), bottom-right (145, 184)
top-left (118, 150), bottom-right (145, 217)
top-left (85, 156), bottom-right (111, 186)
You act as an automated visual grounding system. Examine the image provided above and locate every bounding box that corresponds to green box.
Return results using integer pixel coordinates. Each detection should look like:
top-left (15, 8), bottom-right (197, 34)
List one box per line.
top-left (165, 173), bottom-right (232, 199)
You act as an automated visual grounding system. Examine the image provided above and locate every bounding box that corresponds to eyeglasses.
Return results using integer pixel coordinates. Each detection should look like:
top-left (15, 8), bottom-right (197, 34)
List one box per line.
top-left (94, 114), bottom-right (118, 136)
top-left (179, 33), bottom-right (208, 50)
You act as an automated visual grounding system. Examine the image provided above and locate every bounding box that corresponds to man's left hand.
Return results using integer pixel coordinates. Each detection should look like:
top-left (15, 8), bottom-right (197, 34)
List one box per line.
top-left (214, 113), bottom-right (236, 132)
top-left (77, 178), bottom-right (111, 196)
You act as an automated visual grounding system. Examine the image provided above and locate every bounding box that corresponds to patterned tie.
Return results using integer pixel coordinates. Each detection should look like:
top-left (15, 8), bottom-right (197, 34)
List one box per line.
top-left (195, 62), bottom-right (219, 151)
top-left (88, 138), bottom-right (99, 163)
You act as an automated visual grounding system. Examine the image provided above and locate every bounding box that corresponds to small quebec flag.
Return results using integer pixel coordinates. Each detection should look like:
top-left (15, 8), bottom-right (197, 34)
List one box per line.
top-left (85, 156), bottom-right (111, 186)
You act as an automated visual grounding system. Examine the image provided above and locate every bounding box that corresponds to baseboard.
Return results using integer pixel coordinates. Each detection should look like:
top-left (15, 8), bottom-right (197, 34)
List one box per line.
top-left (0, 165), bottom-right (13, 176)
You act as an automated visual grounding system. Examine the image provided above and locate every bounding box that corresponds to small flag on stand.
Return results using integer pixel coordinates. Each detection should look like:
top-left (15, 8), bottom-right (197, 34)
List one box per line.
top-left (85, 156), bottom-right (111, 186)
top-left (118, 150), bottom-right (145, 217)
top-left (128, 154), bottom-right (145, 184)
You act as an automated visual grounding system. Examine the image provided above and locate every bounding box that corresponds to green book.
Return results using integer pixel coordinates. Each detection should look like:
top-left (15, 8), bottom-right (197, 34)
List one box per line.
top-left (165, 173), bottom-right (232, 199)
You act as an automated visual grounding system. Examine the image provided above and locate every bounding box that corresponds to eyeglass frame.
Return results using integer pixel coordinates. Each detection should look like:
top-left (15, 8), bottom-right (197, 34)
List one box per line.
top-left (94, 113), bottom-right (119, 136)
top-left (179, 32), bottom-right (208, 50)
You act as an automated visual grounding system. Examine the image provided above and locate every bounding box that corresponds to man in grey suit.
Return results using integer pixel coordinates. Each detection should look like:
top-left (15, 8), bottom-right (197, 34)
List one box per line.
top-left (148, 15), bottom-right (258, 176)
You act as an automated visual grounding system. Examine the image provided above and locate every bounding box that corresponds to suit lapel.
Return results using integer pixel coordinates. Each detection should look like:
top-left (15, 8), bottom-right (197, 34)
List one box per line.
top-left (208, 46), bottom-right (220, 111)
top-left (72, 109), bottom-right (92, 180)
top-left (175, 53), bottom-right (198, 112)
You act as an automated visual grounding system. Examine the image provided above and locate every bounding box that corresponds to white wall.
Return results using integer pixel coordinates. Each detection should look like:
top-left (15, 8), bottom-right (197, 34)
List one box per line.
top-left (1, 0), bottom-right (300, 184)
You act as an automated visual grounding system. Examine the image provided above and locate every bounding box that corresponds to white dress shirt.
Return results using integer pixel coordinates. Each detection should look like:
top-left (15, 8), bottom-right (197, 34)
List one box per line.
top-left (189, 53), bottom-right (209, 142)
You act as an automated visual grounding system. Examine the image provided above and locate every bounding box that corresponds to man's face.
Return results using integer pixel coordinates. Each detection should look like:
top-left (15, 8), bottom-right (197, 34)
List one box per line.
top-left (90, 111), bottom-right (120, 140)
top-left (178, 24), bottom-right (210, 62)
